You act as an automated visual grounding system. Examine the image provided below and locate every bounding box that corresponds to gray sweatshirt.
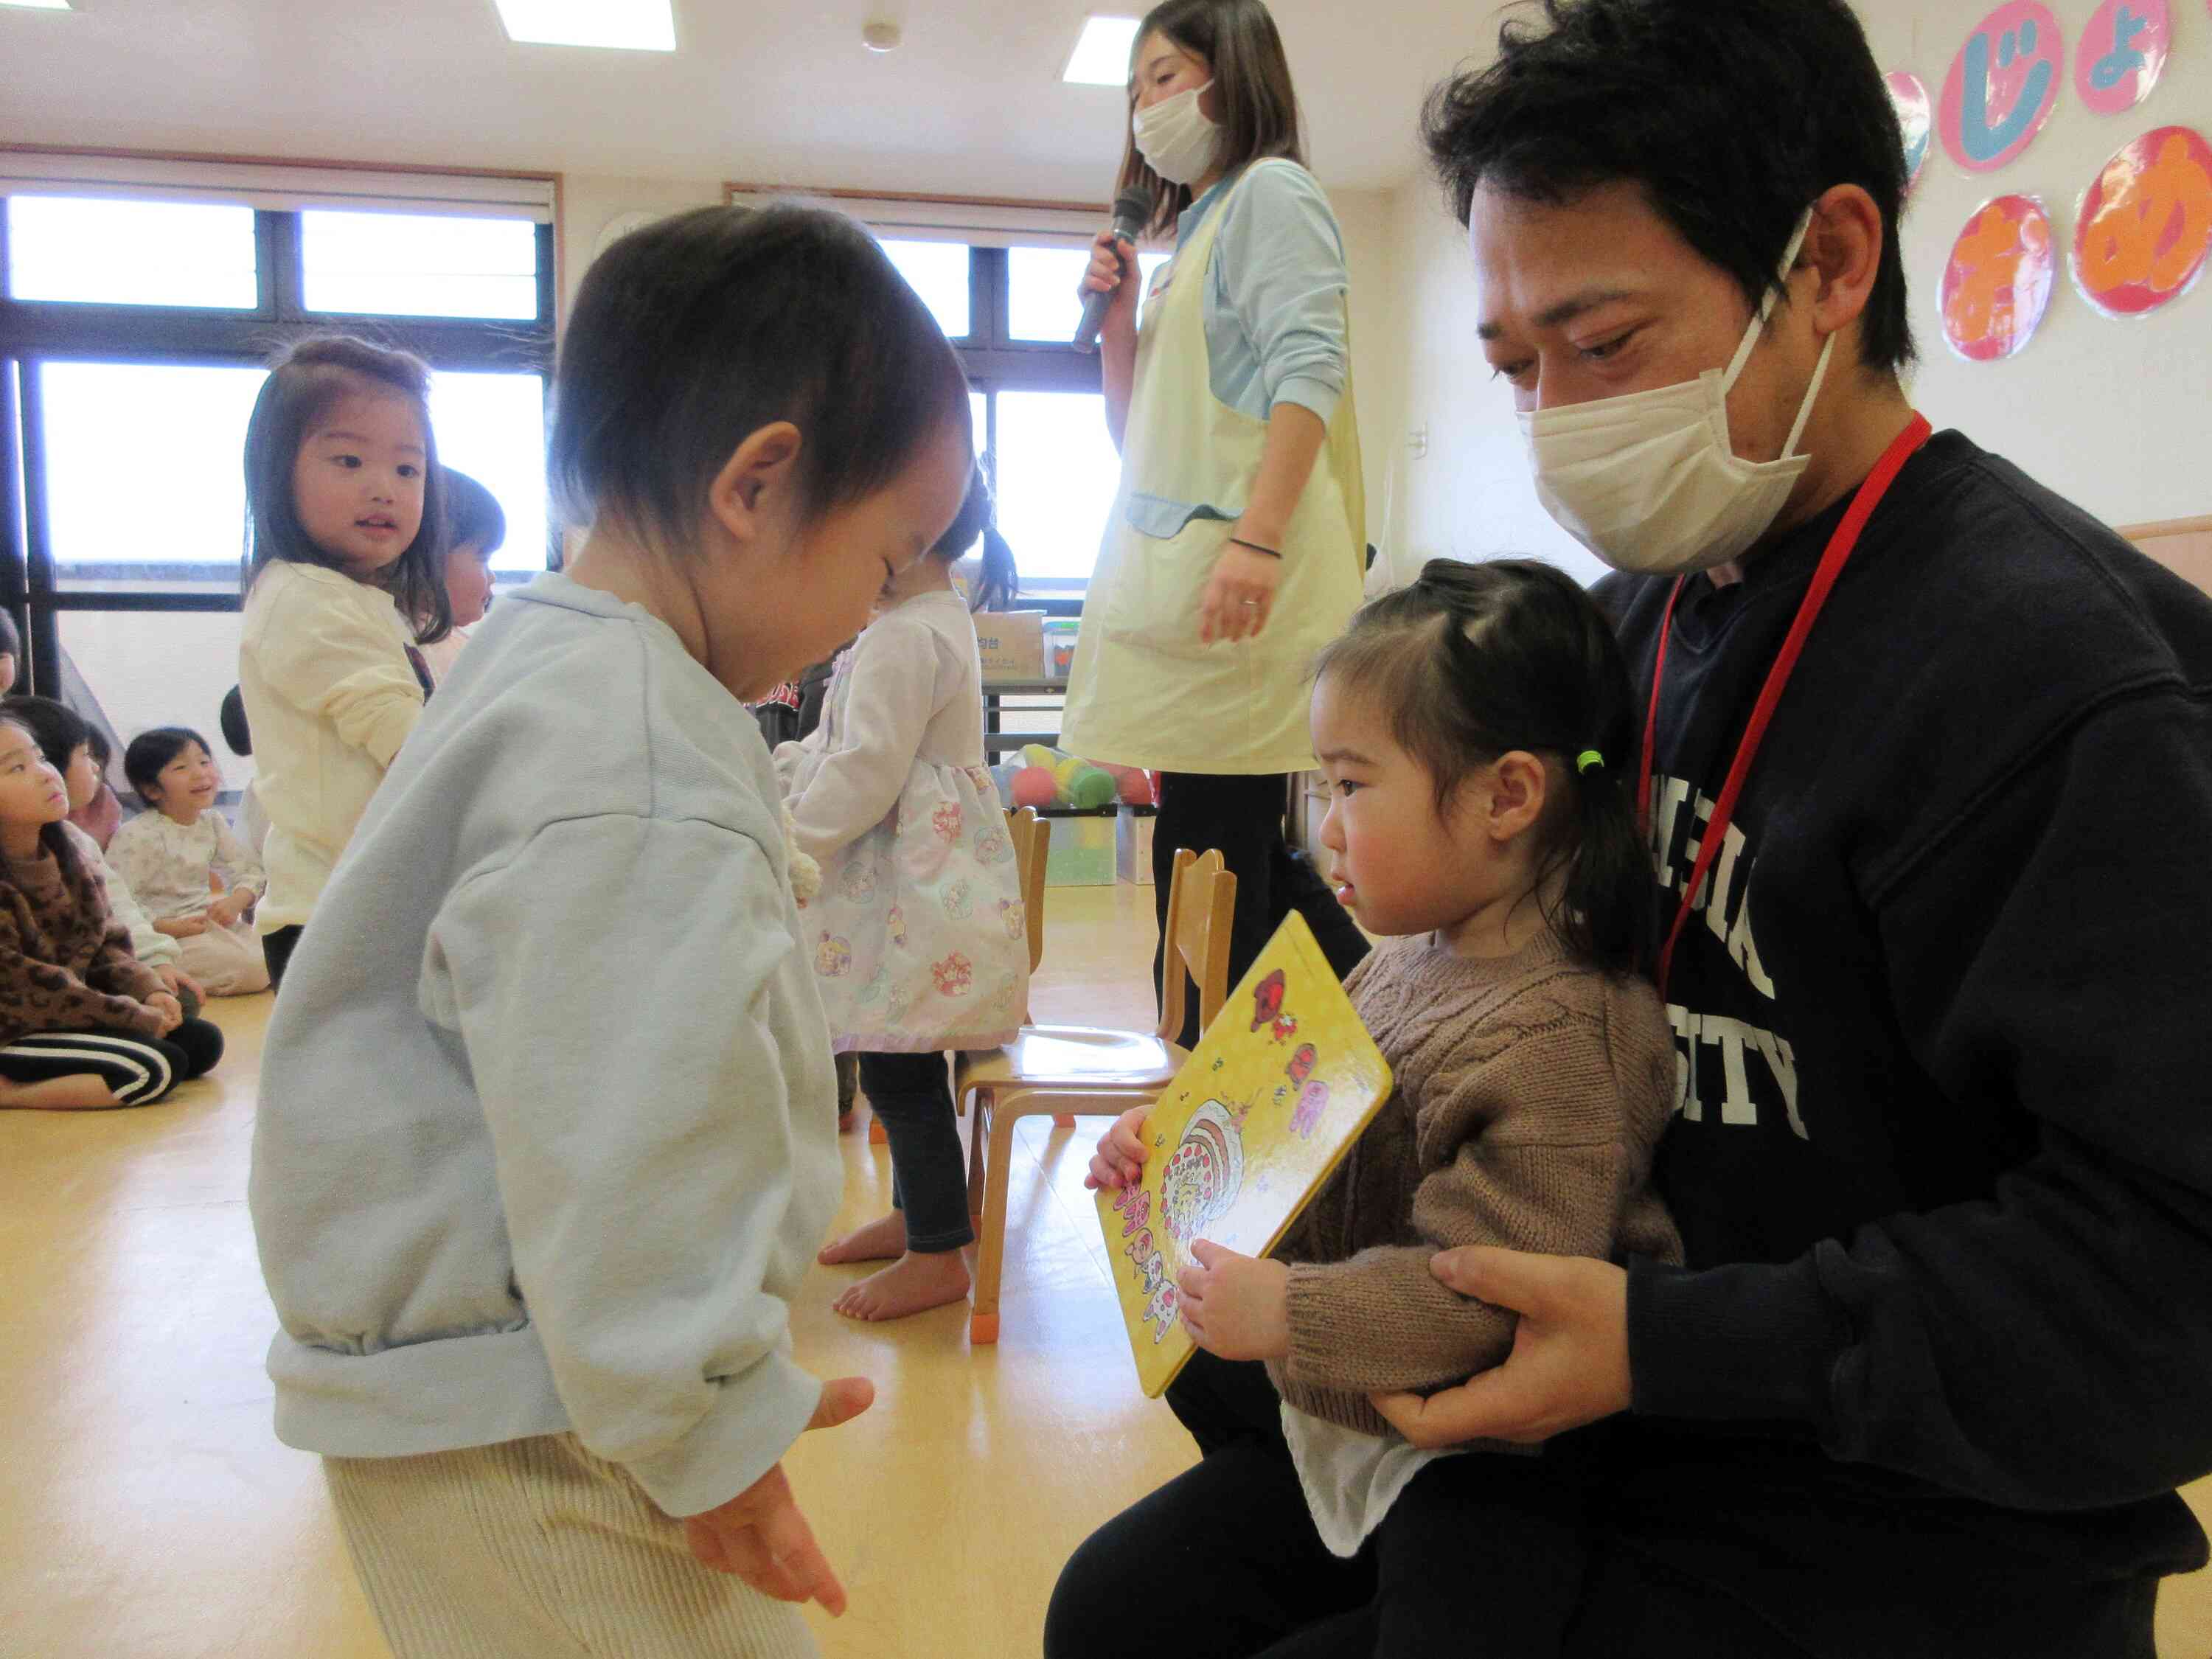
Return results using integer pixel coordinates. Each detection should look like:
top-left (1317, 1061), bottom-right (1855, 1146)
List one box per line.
top-left (248, 573), bottom-right (843, 1519)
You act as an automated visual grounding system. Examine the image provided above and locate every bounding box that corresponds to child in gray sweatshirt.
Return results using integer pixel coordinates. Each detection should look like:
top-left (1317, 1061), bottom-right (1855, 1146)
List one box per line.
top-left (248, 206), bottom-right (978, 1659)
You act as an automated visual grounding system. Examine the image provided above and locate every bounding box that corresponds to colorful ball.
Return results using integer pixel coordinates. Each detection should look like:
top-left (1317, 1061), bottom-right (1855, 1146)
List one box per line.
top-left (1011, 766), bottom-right (1057, 810)
top-left (1020, 743), bottom-right (1065, 771)
top-left (1116, 768), bottom-right (1155, 807)
top-left (1065, 766), bottom-right (1118, 811)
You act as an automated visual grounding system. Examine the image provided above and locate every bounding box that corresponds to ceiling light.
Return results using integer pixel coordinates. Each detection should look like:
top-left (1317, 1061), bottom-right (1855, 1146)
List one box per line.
top-left (1063, 15), bottom-right (1140, 86)
top-left (0, 1), bottom-right (74, 10)
top-left (494, 0), bottom-right (675, 52)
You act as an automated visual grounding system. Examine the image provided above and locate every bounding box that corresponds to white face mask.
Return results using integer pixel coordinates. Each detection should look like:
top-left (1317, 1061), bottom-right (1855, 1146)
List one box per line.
top-left (1133, 81), bottom-right (1222, 187)
top-left (1517, 209), bottom-right (1836, 575)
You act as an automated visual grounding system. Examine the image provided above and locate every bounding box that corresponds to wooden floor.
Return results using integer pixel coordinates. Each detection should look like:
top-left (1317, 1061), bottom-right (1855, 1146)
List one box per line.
top-left (2, 880), bottom-right (2208, 1658)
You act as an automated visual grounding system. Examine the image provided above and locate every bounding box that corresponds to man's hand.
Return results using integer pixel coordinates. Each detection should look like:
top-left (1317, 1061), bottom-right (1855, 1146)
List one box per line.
top-left (1175, 1240), bottom-right (1291, 1360)
top-left (1370, 1248), bottom-right (1630, 1449)
top-left (681, 1376), bottom-right (874, 1613)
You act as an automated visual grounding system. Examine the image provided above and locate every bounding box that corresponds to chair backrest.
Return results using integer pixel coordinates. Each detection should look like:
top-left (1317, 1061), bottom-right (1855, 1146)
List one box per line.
top-left (1004, 807), bottom-right (1049, 974)
top-left (1158, 846), bottom-right (1237, 1045)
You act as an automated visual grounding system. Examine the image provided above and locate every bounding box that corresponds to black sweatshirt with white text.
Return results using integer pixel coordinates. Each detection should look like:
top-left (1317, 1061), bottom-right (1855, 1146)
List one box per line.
top-left (1591, 429), bottom-right (2212, 1632)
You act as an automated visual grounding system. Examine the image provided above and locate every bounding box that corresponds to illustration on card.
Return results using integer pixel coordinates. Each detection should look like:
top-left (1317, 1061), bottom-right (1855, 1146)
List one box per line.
top-left (1095, 911), bottom-right (1394, 1397)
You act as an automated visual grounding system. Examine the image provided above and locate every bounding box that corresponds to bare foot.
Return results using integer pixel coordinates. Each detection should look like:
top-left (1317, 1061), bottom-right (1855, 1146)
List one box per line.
top-left (0, 1074), bottom-right (124, 1110)
top-left (832, 1250), bottom-right (971, 1322)
top-left (818, 1211), bottom-right (907, 1266)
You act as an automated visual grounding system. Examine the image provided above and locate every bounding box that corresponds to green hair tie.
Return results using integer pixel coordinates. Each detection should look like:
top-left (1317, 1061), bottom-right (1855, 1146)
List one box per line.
top-left (1576, 750), bottom-right (1605, 776)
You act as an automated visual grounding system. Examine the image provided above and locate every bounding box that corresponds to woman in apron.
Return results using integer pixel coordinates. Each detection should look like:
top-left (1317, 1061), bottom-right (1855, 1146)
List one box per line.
top-left (1061, 0), bottom-right (1366, 1043)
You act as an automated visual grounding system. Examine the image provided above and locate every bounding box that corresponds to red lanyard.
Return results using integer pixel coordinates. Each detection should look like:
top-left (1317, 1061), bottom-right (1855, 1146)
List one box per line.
top-left (1638, 413), bottom-right (1933, 1001)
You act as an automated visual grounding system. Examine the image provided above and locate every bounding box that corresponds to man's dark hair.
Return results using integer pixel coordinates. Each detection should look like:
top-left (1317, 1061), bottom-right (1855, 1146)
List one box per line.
top-left (1422, 0), bottom-right (1915, 373)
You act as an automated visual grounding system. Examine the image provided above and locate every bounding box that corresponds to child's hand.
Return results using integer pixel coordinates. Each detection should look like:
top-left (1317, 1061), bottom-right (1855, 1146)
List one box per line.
top-left (156, 966), bottom-right (204, 1004)
top-left (1084, 1104), bottom-right (1152, 1190)
top-left (208, 890), bottom-right (248, 928)
top-left (143, 991), bottom-right (184, 1035)
top-left (1176, 1240), bottom-right (1292, 1361)
top-left (681, 1375), bottom-right (874, 1613)
top-left (156, 915), bottom-right (209, 939)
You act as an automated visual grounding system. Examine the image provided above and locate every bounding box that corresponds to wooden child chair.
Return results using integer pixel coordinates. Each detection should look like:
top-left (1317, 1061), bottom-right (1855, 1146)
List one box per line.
top-left (866, 806), bottom-right (1048, 1145)
top-left (956, 845), bottom-right (1237, 1345)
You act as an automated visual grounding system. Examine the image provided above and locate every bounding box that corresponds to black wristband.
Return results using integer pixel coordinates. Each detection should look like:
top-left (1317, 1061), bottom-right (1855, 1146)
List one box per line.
top-left (1229, 537), bottom-right (1282, 559)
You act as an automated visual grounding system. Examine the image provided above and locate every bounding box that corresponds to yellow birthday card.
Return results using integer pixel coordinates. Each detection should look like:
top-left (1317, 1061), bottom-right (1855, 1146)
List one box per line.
top-left (1096, 911), bottom-right (1393, 1397)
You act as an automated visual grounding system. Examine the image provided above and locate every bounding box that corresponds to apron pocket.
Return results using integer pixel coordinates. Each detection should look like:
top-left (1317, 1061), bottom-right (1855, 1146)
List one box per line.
top-left (1103, 505), bottom-right (1237, 664)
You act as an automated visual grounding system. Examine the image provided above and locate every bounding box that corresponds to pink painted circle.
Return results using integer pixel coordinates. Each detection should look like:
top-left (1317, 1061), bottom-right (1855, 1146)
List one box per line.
top-left (1886, 71), bottom-right (1933, 192)
top-left (2070, 125), bottom-right (2212, 319)
top-left (1939, 2), bottom-right (2065, 173)
top-left (1940, 195), bottom-right (2056, 361)
top-left (2075, 0), bottom-right (2171, 116)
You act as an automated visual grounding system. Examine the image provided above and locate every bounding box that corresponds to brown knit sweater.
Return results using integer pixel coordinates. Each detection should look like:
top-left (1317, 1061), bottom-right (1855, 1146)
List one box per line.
top-left (0, 838), bottom-right (166, 1044)
top-left (1267, 928), bottom-right (1683, 1438)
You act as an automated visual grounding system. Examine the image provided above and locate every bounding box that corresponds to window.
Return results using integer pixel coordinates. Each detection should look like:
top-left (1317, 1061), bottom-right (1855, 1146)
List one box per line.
top-left (995, 392), bottom-right (1120, 582)
top-left (0, 170), bottom-right (557, 736)
top-left (302, 211), bottom-right (540, 320)
top-left (1006, 245), bottom-right (1169, 344)
top-left (4, 196), bottom-right (258, 309)
top-left (428, 371), bottom-right (549, 574)
top-left (39, 361), bottom-right (266, 592)
top-left (879, 239), bottom-right (972, 338)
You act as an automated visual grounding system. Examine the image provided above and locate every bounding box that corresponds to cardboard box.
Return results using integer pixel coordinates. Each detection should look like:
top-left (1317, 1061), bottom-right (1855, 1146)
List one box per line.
top-left (1116, 803), bottom-right (1156, 886)
top-left (977, 611), bottom-right (1046, 682)
top-left (1042, 807), bottom-right (1116, 886)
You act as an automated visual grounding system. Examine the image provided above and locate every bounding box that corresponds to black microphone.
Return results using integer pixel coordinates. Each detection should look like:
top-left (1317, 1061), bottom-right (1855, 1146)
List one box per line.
top-left (1074, 186), bottom-right (1157, 352)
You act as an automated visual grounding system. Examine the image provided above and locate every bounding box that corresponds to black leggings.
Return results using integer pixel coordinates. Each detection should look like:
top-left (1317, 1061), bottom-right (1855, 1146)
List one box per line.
top-left (855, 1050), bottom-right (972, 1253)
top-left (1152, 772), bottom-right (1368, 1048)
top-left (0, 1018), bottom-right (225, 1106)
top-left (262, 925), bottom-right (304, 992)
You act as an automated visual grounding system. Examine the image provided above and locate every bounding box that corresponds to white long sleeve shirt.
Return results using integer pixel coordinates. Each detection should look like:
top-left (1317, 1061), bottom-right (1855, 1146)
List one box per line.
top-left (238, 560), bottom-right (425, 931)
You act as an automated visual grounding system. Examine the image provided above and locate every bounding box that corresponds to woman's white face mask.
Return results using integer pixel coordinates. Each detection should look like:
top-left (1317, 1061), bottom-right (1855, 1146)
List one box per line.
top-left (1517, 209), bottom-right (1835, 575)
top-left (1133, 81), bottom-right (1222, 187)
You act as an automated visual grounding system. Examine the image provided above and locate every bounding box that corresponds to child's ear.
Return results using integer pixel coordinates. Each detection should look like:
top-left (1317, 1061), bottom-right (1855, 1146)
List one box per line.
top-left (1486, 751), bottom-right (1549, 842)
top-left (706, 422), bottom-right (804, 548)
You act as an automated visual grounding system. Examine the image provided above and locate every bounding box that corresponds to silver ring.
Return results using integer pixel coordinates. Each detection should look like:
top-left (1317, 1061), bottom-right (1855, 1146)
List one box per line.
top-left (1240, 599), bottom-right (1261, 607)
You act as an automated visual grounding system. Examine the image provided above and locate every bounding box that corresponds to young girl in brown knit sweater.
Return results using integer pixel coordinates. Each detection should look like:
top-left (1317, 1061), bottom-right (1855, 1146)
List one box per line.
top-left (1055, 559), bottom-right (1680, 1659)
top-left (0, 717), bottom-right (225, 1109)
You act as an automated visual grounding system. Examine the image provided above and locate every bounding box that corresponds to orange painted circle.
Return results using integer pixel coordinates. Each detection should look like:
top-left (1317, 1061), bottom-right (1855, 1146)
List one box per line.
top-left (2070, 125), bottom-right (2212, 319)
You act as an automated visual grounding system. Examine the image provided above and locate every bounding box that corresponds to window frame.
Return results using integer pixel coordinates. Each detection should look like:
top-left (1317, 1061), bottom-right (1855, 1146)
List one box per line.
top-left (726, 184), bottom-right (1134, 609)
top-left (0, 178), bottom-right (558, 700)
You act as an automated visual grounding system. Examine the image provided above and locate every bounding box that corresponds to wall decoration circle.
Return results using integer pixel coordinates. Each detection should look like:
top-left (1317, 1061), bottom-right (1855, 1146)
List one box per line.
top-left (2074, 0), bottom-right (2171, 116)
top-left (1939, 2), bottom-right (2065, 173)
top-left (1887, 71), bottom-right (1933, 192)
top-left (1940, 195), bottom-right (2056, 361)
top-left (2070, 125), bottom-right (2212, 318)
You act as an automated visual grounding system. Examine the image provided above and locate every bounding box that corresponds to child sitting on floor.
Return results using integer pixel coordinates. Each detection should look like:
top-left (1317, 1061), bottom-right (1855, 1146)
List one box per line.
top-left (109, 728), bottom-right (269, 997)
top-left (4, 695), bottom-right (205, 1019)
top-left (0, 713), bottom-right (223, 1110)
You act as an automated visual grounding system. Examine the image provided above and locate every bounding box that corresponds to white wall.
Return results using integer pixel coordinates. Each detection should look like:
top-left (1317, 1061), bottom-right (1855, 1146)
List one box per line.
top-left (1377, 0), bottom-right (2212, 585)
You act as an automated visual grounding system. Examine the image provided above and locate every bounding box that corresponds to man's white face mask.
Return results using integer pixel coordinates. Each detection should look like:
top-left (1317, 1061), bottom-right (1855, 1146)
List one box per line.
top-left (1518, 209), bottom-right (1835, 574)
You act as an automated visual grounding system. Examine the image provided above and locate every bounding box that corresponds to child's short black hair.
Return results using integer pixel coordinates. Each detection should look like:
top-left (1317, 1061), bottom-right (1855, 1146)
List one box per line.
top-left (551, 205), bottom-right (972, 556)
top-left (124, 726), bottom-right (215, 803)
top-left (220, 685), bottom-right (251, 757)
top-left (83, 722), bottom-right (111, 770)
top-left (243, 335), bottom-right (453, 644)
top-left (442, 467), bottom-right (507, 558)
top-left (1, 695), bottom-right (90, 775)
top-left (1422, 0), bottom-right (1914, 374)
top-left (1316, 559), bottom-right (1652, 978)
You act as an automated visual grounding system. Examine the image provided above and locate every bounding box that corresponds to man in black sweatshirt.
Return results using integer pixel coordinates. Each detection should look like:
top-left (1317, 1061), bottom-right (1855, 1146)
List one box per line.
top-left (1373, 3), bottom-right (2212, 1655)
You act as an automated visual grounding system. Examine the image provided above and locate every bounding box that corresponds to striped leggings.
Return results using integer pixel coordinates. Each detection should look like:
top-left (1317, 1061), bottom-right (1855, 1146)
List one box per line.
top-left (327, 1433), bottom-right (816, 1658)
top-left (0, 1018), bottom-right (225, 1105)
